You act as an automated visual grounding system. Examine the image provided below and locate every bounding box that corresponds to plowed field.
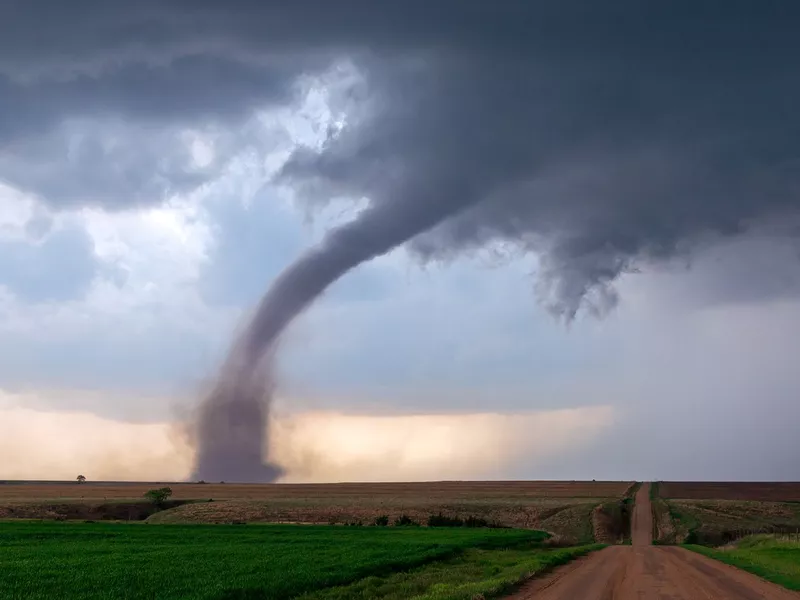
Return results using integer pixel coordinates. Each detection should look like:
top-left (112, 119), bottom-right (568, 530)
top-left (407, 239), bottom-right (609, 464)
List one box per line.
top-left (659, 482), bottom-right (800, 501)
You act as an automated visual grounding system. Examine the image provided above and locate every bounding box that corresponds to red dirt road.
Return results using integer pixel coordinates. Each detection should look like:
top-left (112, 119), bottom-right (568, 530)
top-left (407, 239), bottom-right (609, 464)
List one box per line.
top-left (509, 483), bottom-right (799, 599)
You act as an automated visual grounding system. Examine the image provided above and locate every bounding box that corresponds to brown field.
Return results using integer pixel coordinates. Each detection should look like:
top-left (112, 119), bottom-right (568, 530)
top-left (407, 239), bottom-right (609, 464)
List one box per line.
top-left (653, 482), bottom-right (800, 544)
top-left (653, 496), bottom-right (800, 545)
top-left (658, 481), bottom-right (800, 501)
top-left (0, 480), bottom-right (631, 501)
top-left (0, 480), bottom-right (632, 543)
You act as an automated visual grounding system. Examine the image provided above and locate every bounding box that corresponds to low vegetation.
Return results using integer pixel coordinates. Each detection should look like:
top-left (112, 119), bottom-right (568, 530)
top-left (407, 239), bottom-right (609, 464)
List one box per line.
top-left (593, 498), bottom-right (633, 544)
top-left (651, 498), bottom-right (682, 545)
top-left (649, 481), bottom-right (660, 499)
top-left (299, 544), bottom-right (603, 600)
top-left (0, 521), bottom-right (578, 600)
top-left (656, 499), bottom-right (800, 546)
top-left (533, 502), bottom-right (599, 544)
top-left (426, 514), bottom-right (505, 528)
top-left (0, 499), bottom-right (190, 521)
top-left (144, 487), bottom-right (173, 507)
top-left (393, 515), bottom-right (420, 527)
top-left (649, 483), bottom-right (800, 546)
top-left (686, 534), bottom-right (800, 591)
top-left (145, 497), bottom-right (608, 542)
top-left (0, 481), bottom-right (630, 542)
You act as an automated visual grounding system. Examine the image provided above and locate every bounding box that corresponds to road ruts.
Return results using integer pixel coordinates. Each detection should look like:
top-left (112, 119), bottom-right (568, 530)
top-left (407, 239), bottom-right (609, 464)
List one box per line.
top-left (507, 483), bottom-right (800, 599)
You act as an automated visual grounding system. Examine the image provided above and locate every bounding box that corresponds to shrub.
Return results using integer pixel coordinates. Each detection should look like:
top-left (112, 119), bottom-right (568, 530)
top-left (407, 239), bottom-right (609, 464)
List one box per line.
top-left (373, 515), bottom-right (389, 526)
top-left (427, 513), bottom-right (464, 527)
top-left (393, 515), bottom-right (420, 527)
top-left (143, 487), bottom-right (173, 507)
top-left (464, 516), bottom-right (490, 528)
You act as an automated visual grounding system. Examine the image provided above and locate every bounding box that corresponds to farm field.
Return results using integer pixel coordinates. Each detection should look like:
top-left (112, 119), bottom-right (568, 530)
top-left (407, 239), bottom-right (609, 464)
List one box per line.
top-left (687, 535), bottom-right (800, 591)
top-left (0, 521), bottom-right (598, 600)
top-left (0, 480), bottom-right (632, 501)
top-left (0, 480), bottom-right (633, 543)
top-left (651, 482), bottom-right (800, 546)
top-left (299, 544), bottom-right (602, 600)
top-left (658, 482), bottom-right (800, 501)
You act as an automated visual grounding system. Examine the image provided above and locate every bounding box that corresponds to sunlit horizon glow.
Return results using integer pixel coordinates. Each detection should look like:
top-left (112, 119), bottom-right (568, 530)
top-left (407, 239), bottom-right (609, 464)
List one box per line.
top-left (0, 400), bottom-right (613, 483)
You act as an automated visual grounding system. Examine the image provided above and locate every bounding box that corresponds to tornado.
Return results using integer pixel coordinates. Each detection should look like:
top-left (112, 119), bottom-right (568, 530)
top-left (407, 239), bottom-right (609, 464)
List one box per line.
top-left (191, 184), bottom-right (476, 482)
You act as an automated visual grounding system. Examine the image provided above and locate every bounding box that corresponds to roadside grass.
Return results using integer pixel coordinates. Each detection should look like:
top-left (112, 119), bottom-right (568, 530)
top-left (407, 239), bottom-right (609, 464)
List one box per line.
top-left (536, 502), bottom-right (597, 544)
top-left (666, 500), bottom-right (800, 546)
top-left (626, 482), bottom-right (642, 498)
top-left (685, 535), bottom-right (800, 591)
top-left (651, 498), bottom-right (686, 545)
top-left (0, 521), bottom-right (560, 599)
top-left (145, 496), bottom-right (612, 536)
top-left (592, 482), bottom-right (640, 546)
top-left (594, 500), bottom-right (632, 545)
top-left (649, 481), bottom-right (660, 500)
top-left (299, 545), bottom-right (603, 600)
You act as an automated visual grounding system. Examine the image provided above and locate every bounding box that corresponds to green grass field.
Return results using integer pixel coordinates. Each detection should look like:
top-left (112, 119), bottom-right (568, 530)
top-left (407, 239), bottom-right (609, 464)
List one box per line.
top-left (686, 535), bottom-right (800, 591)
top-left (300, 545), bottom-right (601, 600)
top-left (0, 521), bottom-right (593, 600)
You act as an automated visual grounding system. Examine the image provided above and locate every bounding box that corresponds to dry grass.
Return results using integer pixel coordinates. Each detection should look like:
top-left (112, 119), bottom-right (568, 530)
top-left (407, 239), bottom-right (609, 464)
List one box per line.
top-left (145, 496), bottom-right (605, 539)
top-left (0, 480), bottom-right (631, 543)
top-left (655, 499), bottom-right (800, 545)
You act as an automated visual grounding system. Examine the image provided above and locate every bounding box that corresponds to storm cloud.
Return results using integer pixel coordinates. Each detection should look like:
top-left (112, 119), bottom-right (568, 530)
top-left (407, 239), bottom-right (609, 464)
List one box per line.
top-left (2, 1), bottom-right (800, 316)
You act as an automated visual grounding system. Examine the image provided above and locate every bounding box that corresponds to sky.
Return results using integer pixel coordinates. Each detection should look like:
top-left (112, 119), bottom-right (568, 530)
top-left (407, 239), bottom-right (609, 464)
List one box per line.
top-left (1, 1), bottom-right (800, 482)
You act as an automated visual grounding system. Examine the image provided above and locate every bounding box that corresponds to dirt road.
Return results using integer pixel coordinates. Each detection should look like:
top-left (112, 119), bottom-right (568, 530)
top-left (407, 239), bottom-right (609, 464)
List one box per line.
top-left (509, 483), bottom-right (799, 599)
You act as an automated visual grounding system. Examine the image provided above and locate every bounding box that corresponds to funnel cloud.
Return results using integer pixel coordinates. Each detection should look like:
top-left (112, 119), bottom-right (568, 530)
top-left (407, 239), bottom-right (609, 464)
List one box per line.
top-left (3, 2), bottom-right (800, 481)
top-left (191, 182), bottom-right (477, 481)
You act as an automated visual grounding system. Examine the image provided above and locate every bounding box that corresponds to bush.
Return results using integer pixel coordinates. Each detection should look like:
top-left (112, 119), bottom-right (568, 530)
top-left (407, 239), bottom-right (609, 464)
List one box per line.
top-left (393, 515), bottom-right (420, 527)
top-left (143, 487), bottom-right (173, 507)
top-left (464, 516), bottom-right (489, 528)
top-left (373, 515), bottom-right (389, 526)
top-left (424, 513), bottom-right (506, 528)
top-left (427, 513), bottom-right (464, 527)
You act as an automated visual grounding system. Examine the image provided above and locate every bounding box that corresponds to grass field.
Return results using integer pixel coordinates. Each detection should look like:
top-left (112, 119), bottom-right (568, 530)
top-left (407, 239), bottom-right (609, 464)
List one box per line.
top-left (0, 521), bottom-right (597, 600)
top-left (686, 535), bottom-right (800, 591)
top-left (0, 481), bottom-right (631, 542)
top-left (299, 545), bottom-right (602, 600)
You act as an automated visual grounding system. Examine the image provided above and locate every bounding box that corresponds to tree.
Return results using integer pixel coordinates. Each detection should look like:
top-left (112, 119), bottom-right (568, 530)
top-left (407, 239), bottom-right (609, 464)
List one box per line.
top-left (76, 475), bottom-right (86, 484)
top-left (144, 487), bottom-right (173, 507)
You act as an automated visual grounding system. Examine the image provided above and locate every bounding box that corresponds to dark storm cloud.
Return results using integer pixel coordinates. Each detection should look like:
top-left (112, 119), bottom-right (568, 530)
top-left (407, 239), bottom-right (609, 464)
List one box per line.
top-left (2, 0), bottom-right (800, 313)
